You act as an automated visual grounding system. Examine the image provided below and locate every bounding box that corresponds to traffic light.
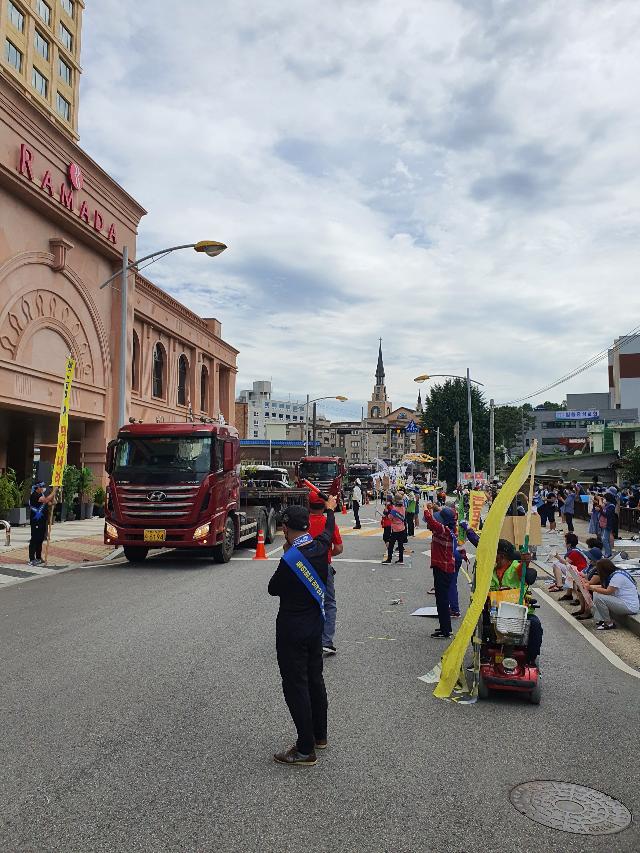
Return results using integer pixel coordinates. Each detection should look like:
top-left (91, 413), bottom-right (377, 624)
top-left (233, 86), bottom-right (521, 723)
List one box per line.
top-left (423, 428), bottom-right (429, 434)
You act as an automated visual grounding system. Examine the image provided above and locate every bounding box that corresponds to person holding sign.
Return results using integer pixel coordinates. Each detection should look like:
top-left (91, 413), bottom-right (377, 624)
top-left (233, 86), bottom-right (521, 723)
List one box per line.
top-left (268, 495), bottom-right (337, 766)
top-left (28, 482), bottom-right (55, 566)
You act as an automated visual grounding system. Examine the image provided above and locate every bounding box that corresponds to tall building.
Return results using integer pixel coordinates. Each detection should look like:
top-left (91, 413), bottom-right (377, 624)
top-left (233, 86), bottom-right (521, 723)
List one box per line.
top-left (236, 381), bottom-right (307, 439)
top-left (609, 336), bottom-right (640, 412)
top-left (0, 2), bottom-right (238, 486)
top-left (1, 0), bottom-right (83, 139)
top-left (367, 338), bottom-right (392, 419)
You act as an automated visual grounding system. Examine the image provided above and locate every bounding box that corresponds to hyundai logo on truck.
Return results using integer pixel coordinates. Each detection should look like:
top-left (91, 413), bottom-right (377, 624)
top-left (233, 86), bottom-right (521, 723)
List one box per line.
top-left (147, 491), bottom-right (167, 502)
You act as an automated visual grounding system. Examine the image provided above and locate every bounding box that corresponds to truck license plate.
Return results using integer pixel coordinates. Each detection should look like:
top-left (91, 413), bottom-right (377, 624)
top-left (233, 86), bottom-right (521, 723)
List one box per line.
top-left (144, 529), bottom-right (166, 543)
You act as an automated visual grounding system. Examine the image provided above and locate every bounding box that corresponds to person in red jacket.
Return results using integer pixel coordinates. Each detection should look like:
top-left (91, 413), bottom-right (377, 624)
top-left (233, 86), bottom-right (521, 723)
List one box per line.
top-left (308, 492), bottom-right (343, 656)
top-left (423, 502), bottom-right (457, 638)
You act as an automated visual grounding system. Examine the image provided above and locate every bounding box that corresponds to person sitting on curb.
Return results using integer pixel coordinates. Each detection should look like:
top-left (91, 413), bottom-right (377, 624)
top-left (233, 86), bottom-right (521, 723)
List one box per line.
top-left (588, 558), bottom-right (640, 630)
top-left (548, 532), bottom-right (587, 597)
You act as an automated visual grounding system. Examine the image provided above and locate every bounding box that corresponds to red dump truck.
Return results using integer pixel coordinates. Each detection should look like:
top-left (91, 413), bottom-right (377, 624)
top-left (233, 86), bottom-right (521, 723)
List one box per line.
top-left (296, 455), bottom-right (346, 505)
top-left (104, 422), bottom-right (306, 564)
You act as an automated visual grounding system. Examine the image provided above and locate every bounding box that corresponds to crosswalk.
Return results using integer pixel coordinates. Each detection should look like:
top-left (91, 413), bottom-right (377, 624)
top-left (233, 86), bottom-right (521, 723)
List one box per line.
top-left (337, 526), bottom-right (432, 539)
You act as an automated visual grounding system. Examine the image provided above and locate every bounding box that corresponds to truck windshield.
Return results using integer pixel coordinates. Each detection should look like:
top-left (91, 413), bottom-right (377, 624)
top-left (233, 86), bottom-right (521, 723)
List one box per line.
top-left (301, 462), bottom-right (339, 479)
top-left (113, 436), bottom-right (213, 482)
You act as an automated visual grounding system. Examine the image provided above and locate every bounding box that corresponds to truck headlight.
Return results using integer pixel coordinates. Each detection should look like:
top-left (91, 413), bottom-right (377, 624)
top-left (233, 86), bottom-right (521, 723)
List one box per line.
top-left (105, 522), bottom-right (118, 539)
top-left (193, 523), bottom-right (210, 540)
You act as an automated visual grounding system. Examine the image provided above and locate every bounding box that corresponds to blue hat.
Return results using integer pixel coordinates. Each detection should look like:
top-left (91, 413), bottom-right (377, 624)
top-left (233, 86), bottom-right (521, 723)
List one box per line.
top-left (586, 547), bottom-right (602, 562)
top-left (434, 506), bottom-right (456, 528)
top-left (31, 481), bottom-right (46, 491)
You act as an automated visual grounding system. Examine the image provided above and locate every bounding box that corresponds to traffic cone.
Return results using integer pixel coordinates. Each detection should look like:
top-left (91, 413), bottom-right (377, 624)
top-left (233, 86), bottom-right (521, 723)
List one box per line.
top-left (341, 502), bottom-right (347, 515)
top-left (253, 530), bottom-right (268, 560)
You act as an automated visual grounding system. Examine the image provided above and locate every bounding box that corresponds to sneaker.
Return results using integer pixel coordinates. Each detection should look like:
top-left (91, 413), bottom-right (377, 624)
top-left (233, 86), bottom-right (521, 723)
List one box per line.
top-left (323, 645), bottom-right (337, 656)
top-left (273, 746), bottom-right (317, 766)
top-left (431, 630), bottom-right (451, 639)
top-left (315, 738), bottom-right (328, 750)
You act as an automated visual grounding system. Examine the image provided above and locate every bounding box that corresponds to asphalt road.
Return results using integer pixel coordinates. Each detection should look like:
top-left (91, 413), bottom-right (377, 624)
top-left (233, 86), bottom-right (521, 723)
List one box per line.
top-left (1, 503), bottom-right (638, 853)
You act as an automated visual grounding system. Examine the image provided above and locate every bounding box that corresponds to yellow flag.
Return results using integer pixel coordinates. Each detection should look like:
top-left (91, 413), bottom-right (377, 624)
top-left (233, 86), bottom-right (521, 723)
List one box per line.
top-left (51, 356), bottom-right (76, 488)
top-left (433, 449), bottom-right (534, 699)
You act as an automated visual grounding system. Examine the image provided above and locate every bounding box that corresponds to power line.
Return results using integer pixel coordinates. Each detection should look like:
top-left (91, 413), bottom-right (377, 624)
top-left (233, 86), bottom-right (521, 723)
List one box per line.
top-left (501, 325), bottom-right (640, 405)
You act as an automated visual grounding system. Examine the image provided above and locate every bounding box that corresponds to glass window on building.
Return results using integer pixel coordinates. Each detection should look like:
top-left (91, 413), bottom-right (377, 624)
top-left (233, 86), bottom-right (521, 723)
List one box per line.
top-left (36, 0), bottom-right (51, 25)
top-left (5, 39), bottom-right (22, 72)
top-left (177, 355), bottom-right (189, 406)
top-left (59, 22), bottom-right (73, 51)
top-left (253, 431), bottom-right (258, 438)
top-left (56, 92), bottom-right (70, 120)
top-left (61, 0), bottom-right (74, 17)
top-left (58, 56), bottom-right (72, 85)
top-left (152, 344), bottom-right (165, 398)
top-left (279, 403), bottom-right (285, 409)
top-left (32, 67), bottom-right (48, 97)
top-left (8, 2), bottom-right (24, 32)
top-left (34, 30), bottom-right (50, 60)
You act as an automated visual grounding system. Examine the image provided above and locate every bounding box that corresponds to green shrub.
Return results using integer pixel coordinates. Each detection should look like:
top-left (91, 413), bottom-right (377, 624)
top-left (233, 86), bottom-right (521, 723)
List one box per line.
top-left (94, 486), bottom-right (106, 505)
top-left (0, 468), bottom-right (22, 512)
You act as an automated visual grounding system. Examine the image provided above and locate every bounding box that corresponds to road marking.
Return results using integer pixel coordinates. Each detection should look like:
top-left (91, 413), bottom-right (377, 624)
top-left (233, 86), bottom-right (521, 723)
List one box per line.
top-left (535, 586), bottom-right (640, 680)
top-left (332, 558), bottom-right (387, 564)
top-left (266, 545), bottom-right (283, 557)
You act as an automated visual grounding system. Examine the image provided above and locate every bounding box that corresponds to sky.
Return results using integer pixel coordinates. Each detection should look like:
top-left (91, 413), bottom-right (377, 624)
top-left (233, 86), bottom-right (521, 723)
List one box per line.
top-left (79, 0), bottom-right (640, 422)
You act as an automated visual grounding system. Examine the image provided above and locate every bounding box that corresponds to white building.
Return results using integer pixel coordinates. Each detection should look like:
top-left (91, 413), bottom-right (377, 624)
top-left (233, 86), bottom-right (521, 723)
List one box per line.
top-left (236, 381), bottom-right (307, 439)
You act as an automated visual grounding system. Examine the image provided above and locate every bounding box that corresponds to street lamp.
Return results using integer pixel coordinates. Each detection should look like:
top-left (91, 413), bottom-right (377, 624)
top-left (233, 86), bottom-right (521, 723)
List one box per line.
top-left (414, 369), bottom-right (485, 481)
top-left (99, 240), bottom-right (227, 428)
top-left (305, 395), bottom-right (348, 455)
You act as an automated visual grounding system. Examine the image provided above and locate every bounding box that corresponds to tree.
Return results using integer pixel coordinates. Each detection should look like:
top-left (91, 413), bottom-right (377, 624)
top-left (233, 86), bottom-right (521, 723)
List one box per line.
top-left (420, 379), bottom-right (489, 486)
top-left (540, 401), bottom-right (565, 411)
top-left (494, 405), bottom-right (536, 453)
top-left (621, 446), bottom-right (640, 483)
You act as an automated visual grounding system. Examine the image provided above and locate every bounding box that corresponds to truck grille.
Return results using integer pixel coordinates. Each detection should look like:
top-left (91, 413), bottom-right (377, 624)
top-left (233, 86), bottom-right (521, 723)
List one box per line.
top-left (310, 479), bottom-right (335, 492)
top-left (117, 484), bottom-right (199, 519)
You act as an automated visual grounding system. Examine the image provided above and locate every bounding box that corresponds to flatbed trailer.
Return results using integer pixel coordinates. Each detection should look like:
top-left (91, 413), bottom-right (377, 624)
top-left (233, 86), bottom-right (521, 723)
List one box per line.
top-left (239, 486), bottom-right (310, 543)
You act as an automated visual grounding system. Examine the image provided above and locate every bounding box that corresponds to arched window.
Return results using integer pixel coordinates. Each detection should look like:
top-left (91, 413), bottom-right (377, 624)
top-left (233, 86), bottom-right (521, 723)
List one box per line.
top-left (200, 364), bottom-right (209, 412)
top-left (371, 406), bottom-right (380, 418)
top-left (131, 331), bottom-right (140, 393)
top-left (152, 343), bottom-right (165, 398)
top-left (177, 354), bottom-right (189, 406)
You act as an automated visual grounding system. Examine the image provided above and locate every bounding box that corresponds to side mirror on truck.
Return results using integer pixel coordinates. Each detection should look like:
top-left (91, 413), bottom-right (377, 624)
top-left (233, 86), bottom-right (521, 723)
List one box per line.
top-left (223, 440), bottom-right (234, 472)
top-left (105, 439), bottom-right (117, 474)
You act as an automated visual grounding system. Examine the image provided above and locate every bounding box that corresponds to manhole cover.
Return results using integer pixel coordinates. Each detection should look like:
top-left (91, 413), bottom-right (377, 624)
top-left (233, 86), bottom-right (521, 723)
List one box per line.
top-left (510, 781), bottom-right (632, 835)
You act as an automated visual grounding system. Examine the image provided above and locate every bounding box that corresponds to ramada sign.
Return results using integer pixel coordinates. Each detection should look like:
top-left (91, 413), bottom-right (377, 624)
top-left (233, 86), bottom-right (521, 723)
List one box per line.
top-left (17, 143), bottom-right (118, 244)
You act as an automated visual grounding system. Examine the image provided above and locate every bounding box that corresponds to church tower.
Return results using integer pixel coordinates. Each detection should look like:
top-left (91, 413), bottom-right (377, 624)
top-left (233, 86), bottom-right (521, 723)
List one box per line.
top-left (367, 339), bottom-right (392, 419)
top-left (416, 389), bottom-right (423, 414)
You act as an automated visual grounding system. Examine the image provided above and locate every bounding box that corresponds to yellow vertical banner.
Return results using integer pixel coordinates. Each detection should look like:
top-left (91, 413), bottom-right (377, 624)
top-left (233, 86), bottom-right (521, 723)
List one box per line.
top-left (51, 356), bottom-right (76, 488)
top-left (469, 489), bottom-right (487, 531)
top-left (433, 449), bottom-right (534, 700)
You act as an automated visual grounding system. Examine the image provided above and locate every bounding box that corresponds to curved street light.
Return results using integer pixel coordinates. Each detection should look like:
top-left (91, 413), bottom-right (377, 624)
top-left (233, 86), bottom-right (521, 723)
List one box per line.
top-left (305, 394), bottom-right (348, 455)
top-left (413, 369), bottom-right (484, 481)
top-left (98, 240), bottom-right (227, 426)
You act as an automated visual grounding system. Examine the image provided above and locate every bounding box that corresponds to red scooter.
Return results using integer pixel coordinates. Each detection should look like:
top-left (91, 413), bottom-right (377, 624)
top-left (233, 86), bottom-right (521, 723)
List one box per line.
top-left (477, 600), bottom-right (541, 704)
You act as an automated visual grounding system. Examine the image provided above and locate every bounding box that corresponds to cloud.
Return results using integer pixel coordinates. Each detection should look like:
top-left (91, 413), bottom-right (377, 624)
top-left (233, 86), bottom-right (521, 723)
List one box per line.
top-left (79, 0), bottom-right (640, 415)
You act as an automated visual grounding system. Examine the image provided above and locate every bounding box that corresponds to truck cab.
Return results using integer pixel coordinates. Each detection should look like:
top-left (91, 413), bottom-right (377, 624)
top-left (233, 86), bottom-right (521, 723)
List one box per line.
top-left (104, 422), bottom-right (261, 564)
top-left (296, 456), bottom-right (345, 504)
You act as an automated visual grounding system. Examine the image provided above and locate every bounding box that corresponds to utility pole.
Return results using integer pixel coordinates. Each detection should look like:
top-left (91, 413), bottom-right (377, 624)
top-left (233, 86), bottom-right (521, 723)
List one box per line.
top-left (312, 402), bottom-right (317, 455)
top-left (521, 406), bottom-right (525, 455)
top-left (436, 426), bottom-right (441, 484)
top-left (489, 398), bottom-right (495, 479)
top-left (466, 367), bottom-right (476, 480)
top-left (118, 245), bottom-right (129, 428)
top-left (304, 393), bottom-right (309, 456)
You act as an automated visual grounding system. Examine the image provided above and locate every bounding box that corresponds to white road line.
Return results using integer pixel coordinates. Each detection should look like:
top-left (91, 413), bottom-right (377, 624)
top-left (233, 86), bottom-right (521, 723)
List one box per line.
top-left (266, 545), bottom-right (283, 557)
top-left (535, 586), bottom-right (640, 681)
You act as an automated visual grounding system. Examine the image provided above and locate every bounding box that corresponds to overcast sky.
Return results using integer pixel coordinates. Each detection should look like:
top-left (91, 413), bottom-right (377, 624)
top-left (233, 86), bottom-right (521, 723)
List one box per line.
top-left (79, 1), bottom-right (640, 421)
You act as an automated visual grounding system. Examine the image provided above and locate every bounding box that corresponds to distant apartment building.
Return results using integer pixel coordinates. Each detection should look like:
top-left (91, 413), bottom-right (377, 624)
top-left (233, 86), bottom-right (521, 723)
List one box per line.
top-left (236, 380), bottom-right (306, 439)
top-left (609, 335), bottom-right (640, 412)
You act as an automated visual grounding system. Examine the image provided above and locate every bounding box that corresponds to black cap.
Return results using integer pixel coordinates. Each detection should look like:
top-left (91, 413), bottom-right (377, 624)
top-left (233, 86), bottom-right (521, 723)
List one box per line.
top-left (281, 505), bottom-right (310, 531)
top-left (497, 538), bottom-right (516, 559)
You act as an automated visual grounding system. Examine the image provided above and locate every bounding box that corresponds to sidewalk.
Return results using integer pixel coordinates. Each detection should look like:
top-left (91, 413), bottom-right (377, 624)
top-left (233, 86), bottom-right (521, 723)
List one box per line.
top-left (0, 517), bottom-right (117, 584)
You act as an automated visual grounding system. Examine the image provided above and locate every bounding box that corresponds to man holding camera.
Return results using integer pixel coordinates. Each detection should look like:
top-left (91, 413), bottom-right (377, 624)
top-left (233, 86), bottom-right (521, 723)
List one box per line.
top-left (268, 494), bottom-right (337, 766)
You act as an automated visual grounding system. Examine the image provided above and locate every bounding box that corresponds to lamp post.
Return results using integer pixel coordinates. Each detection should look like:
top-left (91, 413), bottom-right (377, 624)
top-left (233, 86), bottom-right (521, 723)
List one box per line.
top-left (304, 394), bottom-right (348, 455)
top-left (99, 241), bottom-right (227, 428)
top-left (414, 370), bottom-right (485, 483)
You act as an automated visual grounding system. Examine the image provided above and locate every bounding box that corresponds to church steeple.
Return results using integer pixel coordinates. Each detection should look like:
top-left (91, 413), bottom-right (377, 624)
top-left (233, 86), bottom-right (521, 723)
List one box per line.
top-left (367, 338), bottom-right (392, 420)
top-left (416, 389), bottom-right (423, 413)
top-left (376, 338), bottom-right (385, 385)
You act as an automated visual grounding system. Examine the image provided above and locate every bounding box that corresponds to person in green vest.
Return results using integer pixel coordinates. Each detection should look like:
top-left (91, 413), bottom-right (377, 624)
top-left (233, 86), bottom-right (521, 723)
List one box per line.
top-left (490, 539), bottom-right (543, 665)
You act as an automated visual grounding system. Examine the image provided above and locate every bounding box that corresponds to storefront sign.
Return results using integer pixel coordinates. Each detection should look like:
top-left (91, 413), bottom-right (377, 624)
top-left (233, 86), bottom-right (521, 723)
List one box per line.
top-left (555, 410), bottom-right (599, 420)
top-left (52, 355), bottom-right (76, 488)
top-left (17, 144), bottom-right (117, 245)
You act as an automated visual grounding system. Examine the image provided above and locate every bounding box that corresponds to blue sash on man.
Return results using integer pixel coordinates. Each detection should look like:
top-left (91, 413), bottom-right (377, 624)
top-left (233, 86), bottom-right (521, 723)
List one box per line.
top-left (281, 533), bottom-right (326, 619)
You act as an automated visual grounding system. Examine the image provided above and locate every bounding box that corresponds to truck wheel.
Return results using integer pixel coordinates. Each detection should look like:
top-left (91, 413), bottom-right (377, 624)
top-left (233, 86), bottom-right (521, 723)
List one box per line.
top-left (213, 517), bottom-right (235, 564)
top-left (265, 508), bottom-right (277, 544)
top-left (123, 546), bottom-right (148, 563)
top-left (477, 672), bottom-right (489, 701)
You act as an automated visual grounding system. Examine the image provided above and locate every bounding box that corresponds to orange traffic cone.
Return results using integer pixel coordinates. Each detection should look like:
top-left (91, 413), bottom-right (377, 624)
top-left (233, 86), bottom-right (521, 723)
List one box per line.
top-left (253, 530), bottom-right (268, 560)
top-left (341, 502), bottom-right (347, 515)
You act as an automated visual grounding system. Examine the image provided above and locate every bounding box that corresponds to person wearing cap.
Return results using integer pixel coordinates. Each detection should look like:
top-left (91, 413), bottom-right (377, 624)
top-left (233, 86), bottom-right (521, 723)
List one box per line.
top-left (423, 502), bottom-right (458, 638)
top-left (490, 539), bottom-right (542, 664)
top-left (307, 491), bottom-right (343, 656)
top-left (28, 481), bottom-right (55, 566)
top-left (268, 494), bottom-right (337, 767)
top-left (599, 491), bottom-right (617, 558)
top-left (351, 479), bottom-right (363, 529)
